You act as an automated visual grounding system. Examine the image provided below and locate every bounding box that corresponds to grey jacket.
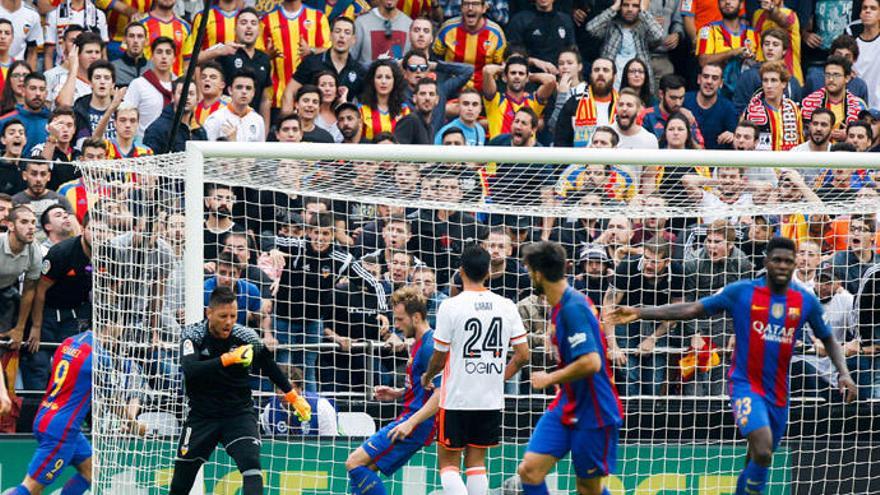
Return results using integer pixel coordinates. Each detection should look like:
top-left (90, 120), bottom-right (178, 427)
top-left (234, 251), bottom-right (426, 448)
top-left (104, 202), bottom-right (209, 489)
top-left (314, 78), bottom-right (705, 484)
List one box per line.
top-left (585, 7), bottom-right (665, 84)
top-left (647, 0), bottom-right (684, 54)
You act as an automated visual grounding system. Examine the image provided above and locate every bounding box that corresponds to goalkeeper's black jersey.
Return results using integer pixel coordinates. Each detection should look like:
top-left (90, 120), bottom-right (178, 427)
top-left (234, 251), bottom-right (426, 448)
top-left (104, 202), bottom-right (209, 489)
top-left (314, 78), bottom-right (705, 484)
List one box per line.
top-left (179, 321), bottom-right (290, 418)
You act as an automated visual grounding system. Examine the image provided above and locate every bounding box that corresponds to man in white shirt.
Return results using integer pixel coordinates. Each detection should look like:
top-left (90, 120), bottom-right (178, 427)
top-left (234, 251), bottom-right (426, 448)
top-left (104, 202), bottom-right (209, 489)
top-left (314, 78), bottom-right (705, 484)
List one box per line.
top-left (612, 87), bottom-right (659, 150)
top-left (123, 36), bottom-right (175, 137)
top-left (792, 108), bottom-right (834, 185)
top-left (50, 31), bottom-right (103, 108)
top-left (0, 0), bottom-right (43, 68)
top-left (682, 167), bottom-right (761, 224)
top-left (203, 69), bottom-right (265, 142)
top-left (850, 0), bottom-right (880, 108)
top-left (792, 239), bottom-right (821, 292)
top-left (419, 244), bottom-right (529, 495)
top-left (44, 0), bottom-right (108, 70)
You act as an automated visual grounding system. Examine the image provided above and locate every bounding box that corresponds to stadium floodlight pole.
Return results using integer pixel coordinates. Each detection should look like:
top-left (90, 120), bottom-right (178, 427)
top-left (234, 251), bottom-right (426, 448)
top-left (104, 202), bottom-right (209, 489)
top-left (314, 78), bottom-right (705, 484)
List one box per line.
top-left (168, 0), bottom-right (212, 150)
top-left (185, 142), bottom-right (880, 169)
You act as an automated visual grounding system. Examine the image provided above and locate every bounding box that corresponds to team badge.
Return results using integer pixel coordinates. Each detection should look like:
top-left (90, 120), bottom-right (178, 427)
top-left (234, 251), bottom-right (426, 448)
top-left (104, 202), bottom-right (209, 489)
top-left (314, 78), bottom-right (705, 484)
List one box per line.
top-left (348, 72), bottom-right (357, 82)
top-left (183, 339), bottom-right (195, 356)
top-left (234, 58), bottom-right (243, 68)
top-left (558, 27), bottom-right (566, 39)
top-left (41, 259), bottom-right (51, 275)
top-left (771, 303), bottom-right (784, 319)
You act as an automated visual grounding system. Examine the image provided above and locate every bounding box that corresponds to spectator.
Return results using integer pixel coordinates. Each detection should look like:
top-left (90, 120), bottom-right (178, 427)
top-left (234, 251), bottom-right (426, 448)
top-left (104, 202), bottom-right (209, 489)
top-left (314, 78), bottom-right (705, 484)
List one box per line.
top-left (571, 243), bottom-right (614, 308)
top-left (31, 107), bottom-right (79, 189)
top-left (793, 107), bottom-right (835, 155)
top-left (0, 119), bottom-right (25, 195)
top-left (443, 0), bottom-right (508, 25)
top-left (111, 22), bottom-right (149, 88)
top-left (555, 127), bottom-right (636, 204)
top-left (854, 261), bottom-right (880, 398)
top-left (801, 56), bottom-right (868, 142)
top-left (681, 0), bottom-right (725, 51)
top-left (742, 61), bottom-right (803, 150)
top-left (137, 0), bottom-right (191, 76)
top-left (555, 57), bottom-right (617, 148)
top-left (545, 47), bottom-right (586, 131)
top-left (352, 0), bottom-right (411, 63)
top-left (40, 204), bottom-right (75, 252)
top-left (295, 85), bottom-right (334, 143)
top-left (290, 17), bottom-right (364, 108)
top-left (630, 194), bottom-right (678, 245)
top-left (694, 0), bottom-right (758, 96)
top-left (450, 226), bottom-right (530, 301)
top-left (360, 215), bottom-right (419, 269)
top-left (73, 59), bottom-right (117, 146)
top-left (191, 61), bottom-right (228, 128)
top-left (804, 34), bottom-right (870, 101)
top-left (684, 63), bottom-right (737, 149)
top-left (643, 112), bottom-right (704, 202)
top-left (849, 0), bottom-right (880, 108)
top-left (613, 87), bottom-right (660, 150)
top-left (506, 0), bottom-right (575, 72)
top-left (44, 0), bottom-right (108, 71)
top-left (204, 183), bottom-right (238, 263)
top-left (0, 73), bottom-right (49, 156)
top-left (51, 32), bottom-right (104, 109)
top-left (384, 248), bottom-right (414, 290)
top-left (792, 238), bottom-right (821, 290)
top-left (314, 71), bottom-right (345, 142)
top-left (394, 78), bottom-right (438, 144)
top-left (596, 214), bottom-right (638, 264)
top-left (56, 137), bottom-right (106, 225)
top-left (620, 58), bottom-right (656, 107)
top-left (186, 0), bottom-right (244, 55)
top-left (439, 126), bottom-right (467, 146)
top-left (486, 107), bottom-right (553, 206)
top-left (0, 61), bottom-right (32, 114)
top-left (732, 120), bottom-right (778, 185)
top-left (0, 205), bottom-right (41, 355)
top-left (143, 77), bottom-right (205, 154)
top-left (482, 56), bottom-right (556, 141)
top-left (0, 192), bottom-right (10, 229)
top-left (19, 212), bottom-right (93, 390)
top-left (261, 365), bottom-right (337, 436)
top-left (733, 28), bottom-right (803, 114)
top-left (272, 113), bottom-right (304, 144)
top-left (648, 0), bottom-right (684, 87)
top-left (859, 108), bottom-right (880, 151)
top-left (123, 36), bottom-right (175, 136)
top-left (585, 0), bottom-right (665, 88)
top-left (358, 59), bottom-right (408, 141)
top-left (435, 87), bottom-right (485, 146)
top-left (830, 215), bottom-right (879, 294)
top-left (204, 70), bottom-right (266, 142)
top-left (408, 17), bottom-right (435, 52)
top-left (335, 102), bottom-right (367, 144)
top-left (845, 120), bottom-right (874, 152)
top-left (0, 0), bottom-right (43, 69)
top-left (752, 0), bottom-right (802, 84)
top-left (0, 20), bottom-right (13, 91)
top-left (400, 50), bottom-right (473, 134)
top-left (213, 8), bottom-right (272, 123)
top-left (683, 167), bottom-right (761, 223)
top-left (100, 105), bottom-right (154, 158)
top-left (411, 266), bottom-right (448, 327)
top-left (433, 0), bottom-right (506, 90)
top-left (642, 74), bottom-right (705, 145)
top-left (812, 143), bottom-right (869, 201)
top-left (604, 238), bottom-right (683, 395)
top-left (203, 250), bottom-right (262, 328)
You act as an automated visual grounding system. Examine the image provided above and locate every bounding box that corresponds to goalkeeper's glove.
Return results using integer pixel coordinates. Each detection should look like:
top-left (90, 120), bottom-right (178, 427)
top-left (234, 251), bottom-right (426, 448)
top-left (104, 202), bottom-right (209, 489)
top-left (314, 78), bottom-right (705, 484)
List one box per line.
top-left (284, 390), bottom-right (312, 423)
top-left (221, 344), bottom-right (254, 367)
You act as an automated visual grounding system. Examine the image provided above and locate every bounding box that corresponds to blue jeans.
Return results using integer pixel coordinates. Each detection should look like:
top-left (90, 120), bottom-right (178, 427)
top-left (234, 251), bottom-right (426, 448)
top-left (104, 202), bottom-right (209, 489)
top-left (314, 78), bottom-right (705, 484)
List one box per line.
top-left (20, 305), bottom-right (89, 390)
top-left (614, 324), bottom-right (667, 396)
top-left (847, 355), bottom-right (880, 400)
top-left (274, 318), bottom-right (322, 392)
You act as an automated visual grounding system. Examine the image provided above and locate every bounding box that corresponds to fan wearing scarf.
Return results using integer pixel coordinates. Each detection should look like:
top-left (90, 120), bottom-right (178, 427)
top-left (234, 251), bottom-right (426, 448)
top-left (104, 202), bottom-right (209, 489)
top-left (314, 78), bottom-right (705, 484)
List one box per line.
top-left (742, 60), bottom-right (803, 151)
top-left (554, 57), bottom-right (618, 148)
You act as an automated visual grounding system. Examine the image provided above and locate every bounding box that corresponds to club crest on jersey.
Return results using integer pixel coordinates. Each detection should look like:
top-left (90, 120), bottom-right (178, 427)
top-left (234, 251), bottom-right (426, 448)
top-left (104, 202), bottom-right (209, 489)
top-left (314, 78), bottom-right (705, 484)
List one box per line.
top-left (771, 303), bottom-right (784, 319)
top-left (235, 58), bottom-right (243, 68)
top-left (558, 27), bottom-right (566, 38)
top-left (41, 259), bottom-right (51, 275)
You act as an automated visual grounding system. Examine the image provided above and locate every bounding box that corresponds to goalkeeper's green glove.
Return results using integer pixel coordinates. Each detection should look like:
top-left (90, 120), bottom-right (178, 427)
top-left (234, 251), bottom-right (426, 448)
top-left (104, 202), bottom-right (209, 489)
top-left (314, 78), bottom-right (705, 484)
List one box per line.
top-left (221, 344), bottom-right (254, 367)
top-left (284, 390), bottom-right (312, 422)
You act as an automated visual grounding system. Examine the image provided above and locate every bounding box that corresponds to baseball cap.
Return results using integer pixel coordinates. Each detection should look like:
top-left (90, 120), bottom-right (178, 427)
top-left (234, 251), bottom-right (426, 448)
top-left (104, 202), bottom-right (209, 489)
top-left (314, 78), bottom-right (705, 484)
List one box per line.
top-left (334, 102), bottom-right (359, 117)
top-left (858, 108), bottom-right (880, 120)
top-left (578, 244), bottom-right (610, 264)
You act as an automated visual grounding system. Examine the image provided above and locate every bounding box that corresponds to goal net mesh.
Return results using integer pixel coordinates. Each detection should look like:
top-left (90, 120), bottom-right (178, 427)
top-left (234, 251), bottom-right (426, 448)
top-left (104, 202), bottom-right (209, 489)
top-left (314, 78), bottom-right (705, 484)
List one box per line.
top-left (83, 150), bottom-right (880, 494)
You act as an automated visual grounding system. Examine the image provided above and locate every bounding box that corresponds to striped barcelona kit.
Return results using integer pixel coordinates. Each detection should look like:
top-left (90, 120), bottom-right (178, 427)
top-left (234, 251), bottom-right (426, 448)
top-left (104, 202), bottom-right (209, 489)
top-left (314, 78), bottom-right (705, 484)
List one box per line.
top-left (261, 4), bottom-right (331, 108)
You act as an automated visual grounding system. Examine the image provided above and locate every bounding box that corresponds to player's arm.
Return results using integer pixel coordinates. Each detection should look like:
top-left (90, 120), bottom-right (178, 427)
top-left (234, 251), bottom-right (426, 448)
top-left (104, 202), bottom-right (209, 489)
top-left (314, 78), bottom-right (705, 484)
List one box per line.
top-left (532, 352), bottom-right (602, 390)
top-left (254, 345), bottom-right (312, 421)
top-left (388, 391), bottom-right (439, 442)
top-left (421, 347), bottom-right (447, 389)
top-left (605, 301), bottom-right (707, 326)
top-left (180, 339), bottom-right (225, 379)
top-left (504, 341), bottom-right (530, 380)
top-left (0, 368), bottom-right (10, 415)
top-left (531, 72), bottom-right (557, 105)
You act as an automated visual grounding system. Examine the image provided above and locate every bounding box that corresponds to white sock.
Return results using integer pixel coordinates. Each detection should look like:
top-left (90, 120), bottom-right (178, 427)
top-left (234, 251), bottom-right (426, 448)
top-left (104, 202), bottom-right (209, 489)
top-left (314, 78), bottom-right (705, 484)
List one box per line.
top-left (440, 467), bottom-right (467, 495)
top-left (465, 466), bottom-right (488, 495)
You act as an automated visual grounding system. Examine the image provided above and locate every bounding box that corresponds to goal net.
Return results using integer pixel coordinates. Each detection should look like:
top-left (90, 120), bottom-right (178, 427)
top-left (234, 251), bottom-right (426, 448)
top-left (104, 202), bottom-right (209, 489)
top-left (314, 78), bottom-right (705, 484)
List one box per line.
top-left (83, 144), bottom-right (880, 495)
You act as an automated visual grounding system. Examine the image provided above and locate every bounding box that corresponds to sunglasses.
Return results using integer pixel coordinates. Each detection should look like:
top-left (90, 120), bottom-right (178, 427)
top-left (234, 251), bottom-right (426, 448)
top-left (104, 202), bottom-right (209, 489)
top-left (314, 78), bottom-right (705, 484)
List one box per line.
top-left (407, 63), bottom-right (429, 72)
top-left (384, 19), bottom-right (392, 39)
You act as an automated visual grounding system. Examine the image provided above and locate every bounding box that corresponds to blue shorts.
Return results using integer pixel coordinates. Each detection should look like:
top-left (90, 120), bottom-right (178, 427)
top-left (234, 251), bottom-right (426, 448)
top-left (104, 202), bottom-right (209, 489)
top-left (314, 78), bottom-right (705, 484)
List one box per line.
top-left (362, 417), bottom-right (433, 476)
top-left (28, 430), bottom-right (92, 486)
top-left (730, 387), bottom-right (789, 450)
top-left (526, 407), bottom-right (619, 479)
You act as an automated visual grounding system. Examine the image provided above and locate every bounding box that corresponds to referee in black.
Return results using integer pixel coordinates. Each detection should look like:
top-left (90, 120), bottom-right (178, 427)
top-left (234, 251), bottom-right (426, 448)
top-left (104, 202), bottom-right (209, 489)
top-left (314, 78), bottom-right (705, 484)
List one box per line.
top-left (169, 286), bottom-right (311, 495)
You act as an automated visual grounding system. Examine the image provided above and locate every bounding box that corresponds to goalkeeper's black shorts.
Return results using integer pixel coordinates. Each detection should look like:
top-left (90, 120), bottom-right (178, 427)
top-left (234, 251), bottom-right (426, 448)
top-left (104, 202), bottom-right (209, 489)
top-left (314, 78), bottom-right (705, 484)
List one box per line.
top-left (176, 411), bottom-right (261, 462)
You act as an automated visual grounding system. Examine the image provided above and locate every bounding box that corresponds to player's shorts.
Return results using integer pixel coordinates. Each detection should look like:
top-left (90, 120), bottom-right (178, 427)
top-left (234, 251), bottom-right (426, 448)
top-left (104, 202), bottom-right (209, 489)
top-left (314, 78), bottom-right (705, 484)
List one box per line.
top-left (362, 417), bottom-right (434, 476)
top-left (177, 412), bottom-right (261, 463)
top-left (437, 408), bottom-right (501, 450)
top-left (526, 406), bottom-right (619, 479)
top-left (730, 386), bottom-right (789, 450)
top-left (28, 430), bottom-right (92, 486)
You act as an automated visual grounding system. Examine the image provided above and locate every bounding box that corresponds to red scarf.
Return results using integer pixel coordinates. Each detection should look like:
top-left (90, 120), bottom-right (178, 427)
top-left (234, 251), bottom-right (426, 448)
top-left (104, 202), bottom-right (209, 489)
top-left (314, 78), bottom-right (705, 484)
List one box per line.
top-left (143, 69), bottom-right (172, 106)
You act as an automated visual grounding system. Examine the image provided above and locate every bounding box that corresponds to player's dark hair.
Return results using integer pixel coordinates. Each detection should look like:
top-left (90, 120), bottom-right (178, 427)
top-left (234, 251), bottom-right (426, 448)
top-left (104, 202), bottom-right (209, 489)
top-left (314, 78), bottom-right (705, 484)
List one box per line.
top-left (209, 285), bottom-right (237, 307)
top-left (521, 241), bottom-right (567, 282)
top-left (460, 244), bottom-right (491, 283)
top-left (391, 286), bottom-right (428, 320)
top-left (765, 237), bottom-right (796, 257)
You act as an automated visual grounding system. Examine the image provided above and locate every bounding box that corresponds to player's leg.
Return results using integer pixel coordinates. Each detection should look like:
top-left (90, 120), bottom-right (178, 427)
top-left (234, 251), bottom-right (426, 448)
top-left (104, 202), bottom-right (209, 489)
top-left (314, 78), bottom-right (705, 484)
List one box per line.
top-left (463, 447), bottom-right (488, 495)
top-left (221, 412), bottom-right (264, 495)
top-left (438, 445), bottom-right (466, 495)
top-left (345, 446), bottom-right (385, 495)
top-left (571, 424), bottom-right (619, 495)
top-left (518, 408), bottom-right (570, 495)
top-left (462, 410), bottom-right (501, 495)
top-left (2, 477), bottom-right (44, 495)
top-left (60, 434), bottom-right (92, 495)
top-left (731, 391), bottom-right (774, 495)
top-left (169, 416), bottom-right (222, 495)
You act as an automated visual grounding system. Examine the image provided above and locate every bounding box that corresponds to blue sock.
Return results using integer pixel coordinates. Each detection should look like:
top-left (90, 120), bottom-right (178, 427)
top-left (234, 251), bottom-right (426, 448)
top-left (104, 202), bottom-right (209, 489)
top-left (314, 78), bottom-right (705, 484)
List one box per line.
top-left (348, 466), bottom-right (386, 495)
top-left (61, 474), bottom-right (90, 495)
top-left (521, 481), bottom-right (549, 495)
top-left (602, 488), bottom-right (612, 495)
top-left (7, 486), bottom-right (31, 495)
top-left (737, 461), bottom-right (769, 495)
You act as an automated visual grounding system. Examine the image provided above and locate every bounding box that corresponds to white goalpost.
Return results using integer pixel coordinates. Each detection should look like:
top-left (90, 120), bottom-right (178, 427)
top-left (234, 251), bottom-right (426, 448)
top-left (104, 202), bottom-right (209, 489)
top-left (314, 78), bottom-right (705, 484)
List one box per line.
top-left (83, 143), bottom-right (880, 495)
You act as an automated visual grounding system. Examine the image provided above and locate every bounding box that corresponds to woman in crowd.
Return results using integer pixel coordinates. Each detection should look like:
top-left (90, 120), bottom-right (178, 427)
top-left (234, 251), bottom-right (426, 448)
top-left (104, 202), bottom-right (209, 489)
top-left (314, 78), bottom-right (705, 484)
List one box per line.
top-left (0, 62), bottom-right (33, 114)
top-left (620, 58), bottom-right (657, 108)
top-left (315, 70), bottom-right (345, 143)
top-left (548, 47), bottom-right (586, 130)
top-left (358, 59), bottom-right (408, 142)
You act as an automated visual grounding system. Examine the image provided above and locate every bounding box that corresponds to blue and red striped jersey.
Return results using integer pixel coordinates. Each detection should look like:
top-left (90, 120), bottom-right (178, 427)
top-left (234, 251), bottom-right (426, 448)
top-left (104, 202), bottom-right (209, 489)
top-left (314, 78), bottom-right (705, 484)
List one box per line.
top-left (33, 331), bottom-right (93, 437)
top-left (549, 287), bottom-right (623, 429)
top-left (400, 329), bottom-right (440, 425)
top-left (701, 278), bottom-right (830, 406)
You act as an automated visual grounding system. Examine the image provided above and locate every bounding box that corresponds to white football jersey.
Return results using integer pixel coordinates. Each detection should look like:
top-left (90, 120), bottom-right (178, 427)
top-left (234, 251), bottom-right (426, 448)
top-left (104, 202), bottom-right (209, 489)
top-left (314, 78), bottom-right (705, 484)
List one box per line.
top-left (433, 290), bottom-right (527, 411)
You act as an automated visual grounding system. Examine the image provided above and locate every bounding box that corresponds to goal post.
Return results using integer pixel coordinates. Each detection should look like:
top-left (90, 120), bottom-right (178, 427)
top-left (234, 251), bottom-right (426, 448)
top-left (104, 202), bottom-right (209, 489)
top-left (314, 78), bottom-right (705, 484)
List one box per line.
top-left (83, 143), bottom-right (880, 495)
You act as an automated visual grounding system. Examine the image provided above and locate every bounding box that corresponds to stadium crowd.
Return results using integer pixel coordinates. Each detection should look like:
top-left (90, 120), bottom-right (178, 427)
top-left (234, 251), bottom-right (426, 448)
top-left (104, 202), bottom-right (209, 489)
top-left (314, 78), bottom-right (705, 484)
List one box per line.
top-left (0, 0), bottom-right (878, 436)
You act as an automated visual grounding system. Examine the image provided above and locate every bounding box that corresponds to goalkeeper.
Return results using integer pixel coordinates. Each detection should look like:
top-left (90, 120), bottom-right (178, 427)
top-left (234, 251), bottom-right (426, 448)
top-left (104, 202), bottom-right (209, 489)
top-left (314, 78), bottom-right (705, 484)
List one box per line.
top-left (168, 287), bottom-right (311, 495)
